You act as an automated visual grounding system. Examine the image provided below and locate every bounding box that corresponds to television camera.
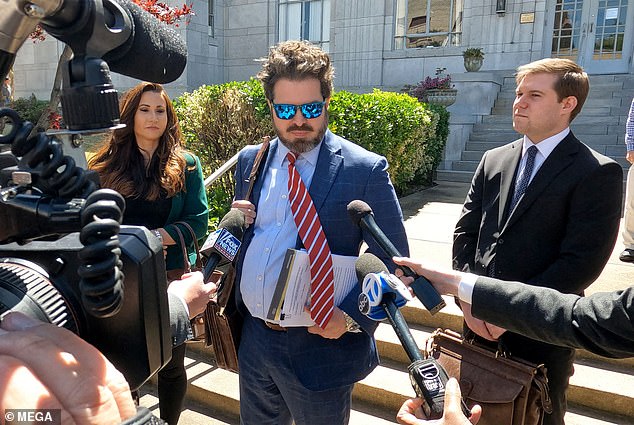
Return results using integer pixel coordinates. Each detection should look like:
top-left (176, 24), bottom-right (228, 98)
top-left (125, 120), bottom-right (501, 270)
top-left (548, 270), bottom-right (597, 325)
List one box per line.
top-left (0, 0), bottom-right (183, 390)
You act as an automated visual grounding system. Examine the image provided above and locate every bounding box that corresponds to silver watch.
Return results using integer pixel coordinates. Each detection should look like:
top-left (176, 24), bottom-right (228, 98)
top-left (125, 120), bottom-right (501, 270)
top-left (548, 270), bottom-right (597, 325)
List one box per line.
top-left (342, 311), bottom-right (361, 333)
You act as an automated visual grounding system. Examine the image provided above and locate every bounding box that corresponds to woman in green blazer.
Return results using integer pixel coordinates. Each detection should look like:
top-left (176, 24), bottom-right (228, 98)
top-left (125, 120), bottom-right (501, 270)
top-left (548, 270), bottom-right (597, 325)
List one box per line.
top-left (89, 82), bottom-right (208, 425)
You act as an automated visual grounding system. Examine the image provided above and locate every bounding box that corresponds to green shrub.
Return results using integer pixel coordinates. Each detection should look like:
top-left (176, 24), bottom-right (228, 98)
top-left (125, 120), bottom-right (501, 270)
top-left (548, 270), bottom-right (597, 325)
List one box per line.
top-left (414, 103), bottom-right (450, 186)
top-left (10, 95), bottom-right (49, 125)
top-left (328, 89), bottom-right (439, 193)
top-left (177, 83), bottom-right (449, 223)
top-left (174, 79), bottom-right (273, 226)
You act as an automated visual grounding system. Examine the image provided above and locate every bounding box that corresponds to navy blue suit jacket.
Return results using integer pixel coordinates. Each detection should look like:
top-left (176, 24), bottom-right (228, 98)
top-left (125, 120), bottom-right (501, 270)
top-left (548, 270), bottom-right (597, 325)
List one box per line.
top-left (233, 130), bottom-right (409, 391)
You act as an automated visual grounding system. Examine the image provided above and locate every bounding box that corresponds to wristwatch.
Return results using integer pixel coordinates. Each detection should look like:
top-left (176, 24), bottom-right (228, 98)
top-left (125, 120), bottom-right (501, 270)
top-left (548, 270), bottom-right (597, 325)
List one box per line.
top-left (342, 311), bottom-right (361, 333)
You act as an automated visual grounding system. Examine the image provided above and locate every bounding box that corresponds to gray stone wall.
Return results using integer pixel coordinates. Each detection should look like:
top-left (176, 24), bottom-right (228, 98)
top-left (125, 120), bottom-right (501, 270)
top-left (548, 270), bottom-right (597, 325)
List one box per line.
top-left (10, 0), bottom-right (634, 102)
top-left (223, 0), bottom-right (275, 83)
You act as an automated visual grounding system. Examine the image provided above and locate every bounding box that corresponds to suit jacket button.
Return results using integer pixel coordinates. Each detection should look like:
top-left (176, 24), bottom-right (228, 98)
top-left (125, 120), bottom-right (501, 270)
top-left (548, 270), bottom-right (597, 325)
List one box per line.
top-left (498, 238), bottom-right (504, 245)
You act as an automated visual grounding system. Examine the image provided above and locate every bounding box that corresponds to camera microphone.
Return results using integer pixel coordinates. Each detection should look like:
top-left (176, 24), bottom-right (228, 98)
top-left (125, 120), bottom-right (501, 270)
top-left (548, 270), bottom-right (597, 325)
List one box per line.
top-left (42, 0), bottom-right (187, 83)
top-left (347, 200), bottom-right (445, 315)
top-left (1, 0), bottom-right (187, 83)
top-left (200, 209), bottom-right (245, 282)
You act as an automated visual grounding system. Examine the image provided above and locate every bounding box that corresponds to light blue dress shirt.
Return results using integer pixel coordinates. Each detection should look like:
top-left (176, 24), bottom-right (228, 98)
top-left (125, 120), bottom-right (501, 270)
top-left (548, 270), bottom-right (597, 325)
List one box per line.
top-left (240, 142), bottom-right (321, 322)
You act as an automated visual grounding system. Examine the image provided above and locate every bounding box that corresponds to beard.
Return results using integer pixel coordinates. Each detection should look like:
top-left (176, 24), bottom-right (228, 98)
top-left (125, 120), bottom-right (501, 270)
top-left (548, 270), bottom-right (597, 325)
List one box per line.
top-left (275, 112), bottom-right (329, 154)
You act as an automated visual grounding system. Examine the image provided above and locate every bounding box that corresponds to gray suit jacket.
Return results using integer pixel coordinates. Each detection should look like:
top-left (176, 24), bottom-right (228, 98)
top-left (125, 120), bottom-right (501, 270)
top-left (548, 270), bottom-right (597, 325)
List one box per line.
top-left (472, 277), bottom-right (634, 359)
top-left (169, 293), bottom-right (193, 346)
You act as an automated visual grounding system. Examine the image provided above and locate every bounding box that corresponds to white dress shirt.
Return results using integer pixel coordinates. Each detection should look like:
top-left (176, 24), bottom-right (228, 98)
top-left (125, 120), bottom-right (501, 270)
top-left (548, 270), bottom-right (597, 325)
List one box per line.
top-left (511, 128), bottom-right (570, 196)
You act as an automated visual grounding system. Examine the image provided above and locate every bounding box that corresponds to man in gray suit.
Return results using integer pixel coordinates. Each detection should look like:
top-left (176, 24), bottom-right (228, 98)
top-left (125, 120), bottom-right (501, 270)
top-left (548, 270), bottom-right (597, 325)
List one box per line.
top-left (452, 58), bottom-right (623, 424)
top-left (393, 256), bottom-right (634, 425)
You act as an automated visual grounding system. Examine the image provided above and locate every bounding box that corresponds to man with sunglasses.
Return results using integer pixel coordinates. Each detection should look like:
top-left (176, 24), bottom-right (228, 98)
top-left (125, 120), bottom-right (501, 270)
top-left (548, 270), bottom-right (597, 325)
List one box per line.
top-left (230, 40), bottom-right (408, 425)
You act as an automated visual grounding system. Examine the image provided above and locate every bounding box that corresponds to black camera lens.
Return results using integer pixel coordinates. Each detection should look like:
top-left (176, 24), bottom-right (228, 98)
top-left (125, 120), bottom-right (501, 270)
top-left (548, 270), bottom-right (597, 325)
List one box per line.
top-left (0, 258), bottom-right (77, 332)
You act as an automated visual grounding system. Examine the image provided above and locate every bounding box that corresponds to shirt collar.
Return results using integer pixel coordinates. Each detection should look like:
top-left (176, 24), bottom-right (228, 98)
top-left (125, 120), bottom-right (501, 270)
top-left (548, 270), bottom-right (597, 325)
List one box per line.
top-left (523, 127), bottom-right (570, 157)
top-left (276, 140), bottom-right (322, 168)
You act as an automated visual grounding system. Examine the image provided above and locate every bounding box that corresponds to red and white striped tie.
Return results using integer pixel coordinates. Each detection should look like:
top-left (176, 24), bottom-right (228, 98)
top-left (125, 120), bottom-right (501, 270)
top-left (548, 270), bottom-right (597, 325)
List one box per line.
top-left (287, 152), bottom-right (335, 328)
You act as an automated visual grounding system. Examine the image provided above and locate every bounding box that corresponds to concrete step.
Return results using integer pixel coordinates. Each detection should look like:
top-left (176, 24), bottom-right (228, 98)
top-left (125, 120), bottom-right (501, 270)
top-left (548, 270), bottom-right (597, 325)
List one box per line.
top-left (452, 160), bottom-right (479, 172)
top-left (464, 141), bottom-right (509, 151)
top-left (435, 169), bottom-right (475, 183)
top-left (469, 131), bottom-right (518, 141)
top-left (155, 303), bottom-right (634, 425)
top-left (461, 150), bottom-right (485, 161)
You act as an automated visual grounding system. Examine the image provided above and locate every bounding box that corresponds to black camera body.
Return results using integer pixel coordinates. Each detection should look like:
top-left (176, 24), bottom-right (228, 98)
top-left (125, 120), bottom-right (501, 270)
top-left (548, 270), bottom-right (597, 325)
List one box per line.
top-left (0, 106), bottom-right (172, 391)
top-left (0, 227), bottom-right (172, 390)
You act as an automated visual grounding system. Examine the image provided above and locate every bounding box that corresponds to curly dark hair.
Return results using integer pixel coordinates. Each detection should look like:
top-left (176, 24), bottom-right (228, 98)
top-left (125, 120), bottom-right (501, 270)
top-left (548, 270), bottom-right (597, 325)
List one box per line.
top-left (257, 40), bottom-right (335, 102)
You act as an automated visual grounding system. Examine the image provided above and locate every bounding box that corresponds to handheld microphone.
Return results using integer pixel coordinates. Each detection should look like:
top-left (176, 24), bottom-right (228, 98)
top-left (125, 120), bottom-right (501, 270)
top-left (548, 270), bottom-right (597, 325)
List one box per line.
top-left (359, 271), bottom-right (411, 321)
top-left (347, 200), bottom-right (445, 315)
top-left (200, 209), bottom-right (245, 283)
top-left (355, 253), bottom-right (470, 420)
top-left (356, 253), bottom-right (423, 362)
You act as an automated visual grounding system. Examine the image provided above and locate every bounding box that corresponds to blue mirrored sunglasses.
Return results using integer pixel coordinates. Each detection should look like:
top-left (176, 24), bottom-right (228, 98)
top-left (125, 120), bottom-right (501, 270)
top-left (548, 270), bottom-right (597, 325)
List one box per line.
top-left (271, 101), bottom-right (326, 120)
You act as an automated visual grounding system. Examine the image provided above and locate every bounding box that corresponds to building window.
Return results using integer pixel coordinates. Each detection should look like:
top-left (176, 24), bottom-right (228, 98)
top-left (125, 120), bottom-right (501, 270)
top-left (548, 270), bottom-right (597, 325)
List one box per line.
top-left (395, 0), bottom-right (463, 49)
top-left (208, 0), bottom-right (214, 38)
top-left (278, 0), bottom-right (331, 51)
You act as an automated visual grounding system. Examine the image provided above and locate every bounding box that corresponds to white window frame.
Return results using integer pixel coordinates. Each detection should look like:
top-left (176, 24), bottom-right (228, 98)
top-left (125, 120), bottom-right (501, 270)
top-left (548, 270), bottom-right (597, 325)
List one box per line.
top-left (208, 0), bottom-right (215, 38)
top-left (394, 0), bottom-right (463, 49)
top-left (278, 0), bottom-right (331, 51)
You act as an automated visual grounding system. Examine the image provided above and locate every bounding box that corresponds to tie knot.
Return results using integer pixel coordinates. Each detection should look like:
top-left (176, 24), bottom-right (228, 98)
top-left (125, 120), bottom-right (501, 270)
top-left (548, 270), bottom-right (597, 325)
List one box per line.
top-left (286, 152), bottom-right (297, 165)
top-left (526, 145), bottom-right (538, 158)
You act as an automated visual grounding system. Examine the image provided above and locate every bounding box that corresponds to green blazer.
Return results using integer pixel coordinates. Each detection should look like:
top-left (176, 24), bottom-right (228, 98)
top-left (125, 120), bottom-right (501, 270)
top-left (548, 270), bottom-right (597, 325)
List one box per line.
top-left (163, 152), bottom-right (209, 270)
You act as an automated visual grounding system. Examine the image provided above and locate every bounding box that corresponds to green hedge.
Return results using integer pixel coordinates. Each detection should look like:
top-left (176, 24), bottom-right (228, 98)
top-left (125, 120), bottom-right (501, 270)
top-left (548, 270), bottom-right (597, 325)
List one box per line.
top-left (328, 89), bottom-right (440, 193)
top-left (175, 82), bottom-right (449, 222)
top-left (10, 95), bottom-right (49, 125)
top-left (174, 79), bottom-right (273, 224)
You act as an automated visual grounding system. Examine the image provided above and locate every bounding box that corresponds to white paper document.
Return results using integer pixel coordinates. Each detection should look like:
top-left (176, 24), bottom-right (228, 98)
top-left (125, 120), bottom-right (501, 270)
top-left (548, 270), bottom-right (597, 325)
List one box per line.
top-left (266, 249), bottom-right (358, 327)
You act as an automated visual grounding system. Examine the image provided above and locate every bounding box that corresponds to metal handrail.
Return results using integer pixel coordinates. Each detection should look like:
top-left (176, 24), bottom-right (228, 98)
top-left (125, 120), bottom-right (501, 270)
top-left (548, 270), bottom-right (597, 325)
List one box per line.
top-left (204, 152), bottom-right (239, 188)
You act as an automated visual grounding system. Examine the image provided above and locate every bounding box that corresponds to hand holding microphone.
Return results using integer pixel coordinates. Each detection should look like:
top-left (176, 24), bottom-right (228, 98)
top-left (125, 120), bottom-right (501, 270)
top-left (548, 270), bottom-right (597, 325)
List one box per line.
top-left (355, 253), bottom-right (470, 420)
top-left (347, 200), bottom-right (446, 315)
top-left (200, 209), bottom-right (245, 283)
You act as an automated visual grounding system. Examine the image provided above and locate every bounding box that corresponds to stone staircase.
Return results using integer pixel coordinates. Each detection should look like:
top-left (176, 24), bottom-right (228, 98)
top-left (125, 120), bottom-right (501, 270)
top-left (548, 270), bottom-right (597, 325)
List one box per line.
top-left (139, 297), bottom-right (634, 424)
top-left (437, 74), bottom-right (634, 183)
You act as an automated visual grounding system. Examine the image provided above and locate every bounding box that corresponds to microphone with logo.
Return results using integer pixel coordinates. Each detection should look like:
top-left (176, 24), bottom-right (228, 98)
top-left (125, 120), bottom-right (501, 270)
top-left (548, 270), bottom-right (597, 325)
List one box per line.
top-left (347, 200), bottom-right (445, 315)
top-left (200, 209), bottom-right (245, 285)
top-left (356, 253), bottom-right (470, 420)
